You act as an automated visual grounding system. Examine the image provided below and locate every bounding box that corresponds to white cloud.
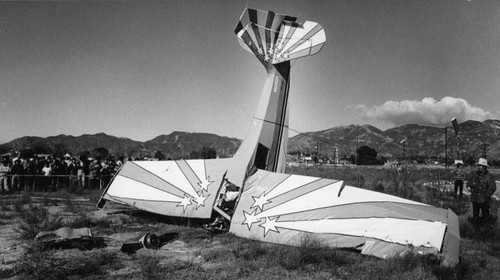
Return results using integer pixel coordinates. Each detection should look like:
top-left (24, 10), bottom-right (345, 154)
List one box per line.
top-left (353, 97), bottom-right (496, 126)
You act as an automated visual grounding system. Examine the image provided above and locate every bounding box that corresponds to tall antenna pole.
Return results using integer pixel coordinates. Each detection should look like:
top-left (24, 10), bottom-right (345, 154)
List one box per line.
top-left (451, 117), bottom-right (460, 162)
top-left (316, 138), bottom-right (319, 164)
top-left (445, 127), bottom-right (448, 169)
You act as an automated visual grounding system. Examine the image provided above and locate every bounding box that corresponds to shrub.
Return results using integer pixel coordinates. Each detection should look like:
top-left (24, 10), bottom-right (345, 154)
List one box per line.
top-left (443, 196), bottom-right (470, 216)
top-left (0, 199), bottom-right (10, 211)
top-left (67, 212), bottom-right (95, 228)
top-left (15, 245), bottom-right (120, 279)
top-left (200, 247), bottom-right (233, 262)
top-left (374, 252), bottom-right (434, 280)
top-left (230, 238), bottom-right (268, 260)
top-left (15, 205), bottom-right (65, 240)
top-left (277, 234), bottom-right (347, 271)
top-left (19, 191), bottom-right (32, 205)
top-left (139, 254), bottom-right (163, 280)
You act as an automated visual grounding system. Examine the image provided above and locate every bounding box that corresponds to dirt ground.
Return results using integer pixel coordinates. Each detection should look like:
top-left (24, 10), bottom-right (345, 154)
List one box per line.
top-left (0, 196), bottom-right (222, 279)
top-left (1, 192), bottom-right (500, 280)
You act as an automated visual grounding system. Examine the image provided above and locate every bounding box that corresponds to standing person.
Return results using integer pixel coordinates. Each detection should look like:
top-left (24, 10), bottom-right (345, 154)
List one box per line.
top-left (41, 162), bottom-right (52, 192)
top-left (88, 158), bottom-right (101, 189)
top-left (63, 153), bottom-right (72, 166)
top-left (51, 158), bottom-right (66, 190)
top-left (10, 159), bottom-right (24, 193)
top-left (67, 158), bottom-right (79, 188)
top-left (77, 155), bottom-right (89, 188)
top-left (116, 156), bottom-right (124, 170)
top-left (0, 159), bottom-right (11, 194)
top-left (467, 158), bottom-right (497, 225)
top-left (99, 159), bottom-right (111, 189)
top-left (453, 162), bottom-right (466, 197)
top-left (25, 158), bottom-right (38, 191)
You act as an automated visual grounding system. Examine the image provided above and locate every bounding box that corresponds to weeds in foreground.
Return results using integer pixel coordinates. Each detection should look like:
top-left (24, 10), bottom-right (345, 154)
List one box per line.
top-left (229, 237), bottom-right (268, 260)
top-left (67, 212), bottom-right (97, 228)
top-left (0, 199), bottom-right (10, 211)
top-left (459, 216), bottom-right (499, 241)
top-left (19, 191), bottom-right (32, 205)
top-left (15, 204), bottom-right (65, 240)
top-left (14, 245), bottom-right (121, 279)
top-left (0, 211), bottom-right (14, 220)
top-left (459, 215), bottom-right (500, 259)
top-left (374, 253), bottom-right (433, 280)
top-left (139, 254), bottom-right (163, 280)
top-left (277, 234), bottom-right (349, 270)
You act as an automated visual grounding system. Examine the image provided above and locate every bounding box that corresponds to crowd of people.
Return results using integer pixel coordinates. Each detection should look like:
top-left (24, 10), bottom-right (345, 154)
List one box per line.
top-left (0, 153), bottom-right (124, 194)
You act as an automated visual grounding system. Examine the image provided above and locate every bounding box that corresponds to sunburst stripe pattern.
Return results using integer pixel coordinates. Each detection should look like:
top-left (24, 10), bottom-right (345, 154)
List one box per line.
top-left (234, 8), bottom-right (325, 65)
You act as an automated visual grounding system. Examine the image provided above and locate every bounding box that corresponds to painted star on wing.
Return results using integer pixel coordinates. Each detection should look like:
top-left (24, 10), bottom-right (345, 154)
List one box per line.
top-left (177, 195), bottom-right (192, 212)
top-left (260, 216), bottom-right (279, 236)
top-left (194, 192), bottom-right (209, 209)
top-left (242, 209), bottom-right (261, 230)
top-left (251, 192), bottom-right (270, 211)
top-left (198, 176), bottom-right (214, 192)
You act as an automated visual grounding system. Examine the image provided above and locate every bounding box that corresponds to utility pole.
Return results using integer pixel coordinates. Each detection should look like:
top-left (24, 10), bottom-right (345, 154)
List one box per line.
top-left (400, 139), bottom-right (406, 162)
top-left (316, 139), bottom-right (320, 163)
top-left (477, 133), bottom-right (487, 159)
top-left (335, 146), bottom-right (339, 165)
top-left (403, 141), bottom-right (405, 161)
top-left (356, 136), bottom-right (360, 187)
top-left (451, 117), bottom-right (460, 162)
top-left (355, 136), bottom-right (359, 165)
top-left (445, 127), bottom-right (448, 169)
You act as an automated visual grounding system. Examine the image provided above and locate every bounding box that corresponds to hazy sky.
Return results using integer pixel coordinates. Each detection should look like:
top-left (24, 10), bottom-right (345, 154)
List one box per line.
top-left (1, 0), bottom-right (499, 143)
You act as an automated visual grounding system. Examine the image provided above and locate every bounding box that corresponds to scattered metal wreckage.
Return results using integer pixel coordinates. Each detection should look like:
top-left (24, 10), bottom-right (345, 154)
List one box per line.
top-left (34, 226), bottom-right (179, 253)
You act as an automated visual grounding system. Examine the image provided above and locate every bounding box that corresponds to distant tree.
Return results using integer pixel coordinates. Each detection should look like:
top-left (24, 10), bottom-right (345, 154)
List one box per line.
top-left (464, 156), bottom-right (475, 166)
top-left (312, 155), bottom-right (318, 164)
top-left (92, 147), bottom-right (109, 160)
top-left (356, 145), bottom-right (382, 165)
top-left (154, 150), bottom-right (166, 160)
top-left (53, 143), bottom-right (68, 157)
top-left (344, 154), bottom-right (355, 164)
top-left (32, 143), bottom-right (50, 155)
top-left (18, 148), bottom-right (37, 159)
top-left (189, 146), bottom-right (217, 159)
top-left (376, 154), bottom-right (388, 164)
top-left (80, 151), bottom-right (91, 160)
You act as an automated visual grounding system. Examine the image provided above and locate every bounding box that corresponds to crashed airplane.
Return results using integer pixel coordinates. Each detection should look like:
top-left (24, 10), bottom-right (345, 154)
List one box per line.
top-left (98, 8), bottom-right (460, 266)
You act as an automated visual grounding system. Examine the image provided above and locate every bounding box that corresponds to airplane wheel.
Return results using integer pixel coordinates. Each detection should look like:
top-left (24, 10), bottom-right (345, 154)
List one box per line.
top-left (142, 233), bottom-right (159, 248)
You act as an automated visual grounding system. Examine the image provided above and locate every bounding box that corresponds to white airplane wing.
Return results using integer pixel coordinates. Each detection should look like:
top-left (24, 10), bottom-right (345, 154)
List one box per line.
top-left (98, 158), bottom-right (232, 218)
top-left (230, 169), bottom-right (460, 266)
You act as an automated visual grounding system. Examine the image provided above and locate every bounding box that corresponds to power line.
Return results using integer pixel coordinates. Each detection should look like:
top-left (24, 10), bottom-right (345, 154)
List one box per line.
top-left (253, 117), bottom-right (339, 148)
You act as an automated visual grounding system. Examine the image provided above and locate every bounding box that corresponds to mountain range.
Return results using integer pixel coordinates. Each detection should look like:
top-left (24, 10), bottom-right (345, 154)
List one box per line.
top-left (1, 120), bottom-right (499, 161)
top-left (288, 120), bottom-right (500, 161)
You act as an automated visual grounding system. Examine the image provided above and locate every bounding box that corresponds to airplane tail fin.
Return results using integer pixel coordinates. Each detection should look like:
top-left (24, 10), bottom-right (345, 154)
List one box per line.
top-left (234, 8), bottom-right (326, 66)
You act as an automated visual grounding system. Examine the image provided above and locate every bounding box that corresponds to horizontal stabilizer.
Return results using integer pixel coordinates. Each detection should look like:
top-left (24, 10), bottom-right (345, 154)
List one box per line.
top-left (235, 8), bottom-right (325, 65)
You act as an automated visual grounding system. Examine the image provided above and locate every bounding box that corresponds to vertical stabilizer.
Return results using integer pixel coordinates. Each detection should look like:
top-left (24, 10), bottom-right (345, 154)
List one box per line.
top-left (228, 8), bottom-right (326, 187)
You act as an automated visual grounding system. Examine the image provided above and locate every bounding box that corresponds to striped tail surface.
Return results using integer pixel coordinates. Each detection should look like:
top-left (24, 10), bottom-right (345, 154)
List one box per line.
top-left (234, 8), bottom-right (326, 66)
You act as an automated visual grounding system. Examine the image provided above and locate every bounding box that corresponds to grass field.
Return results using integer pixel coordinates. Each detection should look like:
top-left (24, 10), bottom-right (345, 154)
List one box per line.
top-left (0, 165), bottom-right (498, 279)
